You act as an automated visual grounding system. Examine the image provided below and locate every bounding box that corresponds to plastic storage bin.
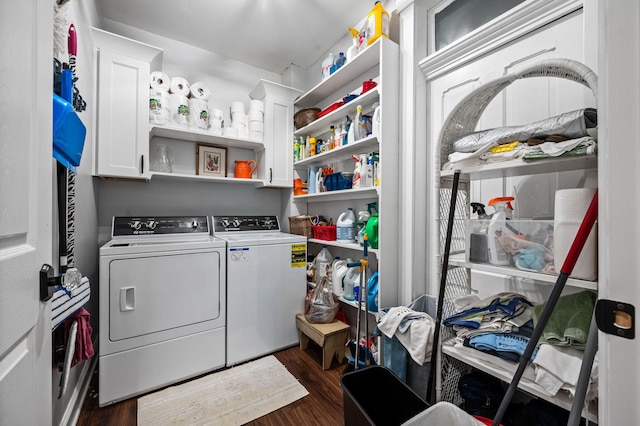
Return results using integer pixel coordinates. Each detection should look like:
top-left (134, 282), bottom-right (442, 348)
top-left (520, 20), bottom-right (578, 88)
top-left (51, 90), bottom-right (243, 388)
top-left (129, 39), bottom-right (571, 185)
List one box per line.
top-left (325, 172), bottom-right (353, 191)
top-left (313, 225), bottom-right (336, 241)
top-left (466, 219), bottom-right (555, 274)
top-left (341, 366), bottom-right (429, 426)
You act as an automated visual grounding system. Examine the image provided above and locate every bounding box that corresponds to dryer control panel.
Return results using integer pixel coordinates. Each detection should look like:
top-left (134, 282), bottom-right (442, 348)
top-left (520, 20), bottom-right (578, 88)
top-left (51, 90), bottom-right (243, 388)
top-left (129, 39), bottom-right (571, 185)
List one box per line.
top-left (112, 216), bottom-right (210, 237)
top-left (212, 215), bottom-right (280, 233)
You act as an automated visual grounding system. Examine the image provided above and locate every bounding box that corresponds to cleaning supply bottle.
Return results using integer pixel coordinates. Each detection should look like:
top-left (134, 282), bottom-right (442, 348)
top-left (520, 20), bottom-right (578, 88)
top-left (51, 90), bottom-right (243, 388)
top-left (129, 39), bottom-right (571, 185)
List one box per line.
top-left (343, 266), bottom-right (360, 301)
top-left (332, 257), bottom-right (350, 297)
top-left (334, 52), bottom-right (346, 72)
top-left (354, 105), bottom-right (365, 140)
top-left (365, 213), bottom-right (379, 249)
top-left (486, 196), bottom-right (515, 266)
top-left (336, 208), bottom-right (357, 242)
top-left (314, 246), bottom-right (334, 284)
top-left (321, 53), bottom-right (335, 80)
top-left (329, 126), bottom-right (336, 150)
top-left (346, 27), bottom-right (359, 61)
top-left (367, 1), bottom-right (390, 46)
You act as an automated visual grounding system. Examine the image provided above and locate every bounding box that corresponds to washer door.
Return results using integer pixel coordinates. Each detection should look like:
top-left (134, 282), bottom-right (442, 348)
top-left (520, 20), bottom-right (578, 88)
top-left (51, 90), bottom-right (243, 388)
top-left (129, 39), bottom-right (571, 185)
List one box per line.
top-left (108, 250), bottom-right (222, 341)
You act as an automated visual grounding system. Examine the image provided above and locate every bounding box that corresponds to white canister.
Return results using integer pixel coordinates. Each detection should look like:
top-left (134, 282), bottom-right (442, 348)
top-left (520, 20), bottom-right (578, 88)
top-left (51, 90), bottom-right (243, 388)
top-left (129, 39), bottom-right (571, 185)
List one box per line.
top-left (169, 94), bottom-right (189, 128)
top-left (149, 89), bottom-right (170, 125)
top-left (188, 98), bottom-right (209, 130)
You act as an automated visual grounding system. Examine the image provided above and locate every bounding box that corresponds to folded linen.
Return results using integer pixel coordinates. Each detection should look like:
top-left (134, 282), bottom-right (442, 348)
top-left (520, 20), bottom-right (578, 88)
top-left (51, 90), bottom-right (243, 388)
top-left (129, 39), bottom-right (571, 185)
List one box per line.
top-left (532, 343), bottom-right (598, 399)
top-left (452, 108), bottom-right (597, 153)
top-left (51, 277), bottom-right (91, 331)
top-left (377, 306), bottom-right (436, 365)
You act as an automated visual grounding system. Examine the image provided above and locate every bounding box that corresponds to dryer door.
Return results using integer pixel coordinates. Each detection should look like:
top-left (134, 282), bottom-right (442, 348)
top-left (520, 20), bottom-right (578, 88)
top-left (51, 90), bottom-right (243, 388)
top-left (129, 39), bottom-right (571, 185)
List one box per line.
top-left (108, 250), bottom-right (222, 341)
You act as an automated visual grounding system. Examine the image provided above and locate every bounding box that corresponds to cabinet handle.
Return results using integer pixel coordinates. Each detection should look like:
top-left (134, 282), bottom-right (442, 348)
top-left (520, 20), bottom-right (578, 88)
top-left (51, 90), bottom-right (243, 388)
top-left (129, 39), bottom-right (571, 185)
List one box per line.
top-left (269, 167), bottom-right (273, 183)
top-left (140, 155), bottom-right (144, 174)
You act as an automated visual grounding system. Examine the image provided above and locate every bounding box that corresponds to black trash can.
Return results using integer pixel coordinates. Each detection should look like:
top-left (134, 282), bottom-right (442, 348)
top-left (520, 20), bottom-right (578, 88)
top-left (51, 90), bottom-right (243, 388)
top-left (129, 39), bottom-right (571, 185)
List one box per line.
top-left (340, 366), bottom-right (430, 426)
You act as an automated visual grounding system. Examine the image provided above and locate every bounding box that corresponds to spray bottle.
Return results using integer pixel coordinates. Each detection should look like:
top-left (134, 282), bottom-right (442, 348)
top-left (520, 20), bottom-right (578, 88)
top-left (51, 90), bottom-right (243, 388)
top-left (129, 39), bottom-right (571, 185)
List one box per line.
top-left (347, 27), bottom-right (359, 61)
top-left (486, 197), bottom-right (515, 266)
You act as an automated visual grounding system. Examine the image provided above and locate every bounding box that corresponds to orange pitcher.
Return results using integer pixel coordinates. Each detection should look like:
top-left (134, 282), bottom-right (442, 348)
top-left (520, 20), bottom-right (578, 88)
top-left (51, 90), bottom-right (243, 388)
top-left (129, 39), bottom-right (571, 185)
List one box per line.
top-left (234, 160), bottom-right (257, 179)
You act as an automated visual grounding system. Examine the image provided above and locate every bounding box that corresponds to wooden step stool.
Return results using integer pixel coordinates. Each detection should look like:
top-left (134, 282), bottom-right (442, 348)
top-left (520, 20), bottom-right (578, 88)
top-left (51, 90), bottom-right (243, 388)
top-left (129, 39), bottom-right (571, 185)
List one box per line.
top-left (296, 314), bottom-right (350, 370)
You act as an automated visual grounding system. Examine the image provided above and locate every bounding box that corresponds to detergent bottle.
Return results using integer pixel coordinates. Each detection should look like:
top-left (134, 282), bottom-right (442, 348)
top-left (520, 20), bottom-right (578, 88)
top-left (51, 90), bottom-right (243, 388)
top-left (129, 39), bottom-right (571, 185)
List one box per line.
top-left (367, 1), bottom-right (390, 46)
top-left (486, 196), bottom-right (515, 266)
top-left (321, 53), bottom-right (335, 80)
top-left (314, 246), bottom-right (334, 284)
top-left (332, 257), bottom-right (350, 297)
top-left (336, 208), bottom-right (356, 242)
top-left (346, 27), bottom-right (359, 61)
top-left (365, 213), bottom-right (379, 249)
top-left (343, 266), bottom-right (360, 301)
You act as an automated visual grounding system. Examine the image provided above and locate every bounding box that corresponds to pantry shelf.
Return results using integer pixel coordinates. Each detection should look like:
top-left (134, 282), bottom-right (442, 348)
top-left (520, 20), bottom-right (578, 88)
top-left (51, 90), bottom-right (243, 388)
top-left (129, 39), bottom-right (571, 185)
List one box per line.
top-left (448, 253), bottom-right (598, 291)
top-left (440, 154), bottom-right (597, 180)
top-left (294, 136), bottom-right (379, 168)
top-left (294, 88), bottom-right (379, 137)
top-left (442, 339), bottom-right (598, 423)
top-left (150, 125), bottom-right (265, 151)
top-left (293, 187), bottom-right (378, 203)
top-left (150, 171), bottom-right (264, 185)
top-left (308, 238), bottom-right (379, 255)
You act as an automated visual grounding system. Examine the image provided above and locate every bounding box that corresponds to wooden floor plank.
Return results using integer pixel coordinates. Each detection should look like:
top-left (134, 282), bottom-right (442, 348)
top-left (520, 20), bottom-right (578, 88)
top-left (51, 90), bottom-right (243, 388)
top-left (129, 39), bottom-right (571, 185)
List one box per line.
top-left (77, 343), bottom-right (347, 425)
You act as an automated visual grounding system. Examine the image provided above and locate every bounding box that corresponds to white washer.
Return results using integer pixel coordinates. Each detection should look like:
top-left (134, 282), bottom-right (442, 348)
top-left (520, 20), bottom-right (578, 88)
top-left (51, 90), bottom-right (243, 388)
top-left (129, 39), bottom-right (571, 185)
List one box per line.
top-left (99, 216), bottom-right (226, 406)
top-left (213, 215), bottom-right (307, 366)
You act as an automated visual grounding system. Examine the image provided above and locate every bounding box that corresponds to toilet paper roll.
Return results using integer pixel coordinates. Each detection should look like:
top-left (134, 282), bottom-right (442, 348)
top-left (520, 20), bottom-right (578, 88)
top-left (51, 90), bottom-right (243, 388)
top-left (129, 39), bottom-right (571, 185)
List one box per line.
top-left (248, 109), bottom-right (264, 122)
top-left (249, 131), bottom-right (263, 141)
top-left (189, 81), bottom-right (211, 101)
top-left (150, 71), bottom-right (170, 91)
top-left (554, 188), bottom-right (598, 280)
top-left (249, 99), bottom-right (264, 113)
top-left (149, 88), bottom-right (170, 125)
top-left (189, 98), bottom-right (209, 130)
top-left (230, 101), bottom-right (245, 113)
top-left (170, 77), bottom-right (191, 96)
top-left (209, 108), bottom-right (224, 134)
top-left (248, 120), bottom-right (264, 132)
top-left (169, 94), bottom-right (189, 128)
top-left (231, 111), bottom-right (246, 123)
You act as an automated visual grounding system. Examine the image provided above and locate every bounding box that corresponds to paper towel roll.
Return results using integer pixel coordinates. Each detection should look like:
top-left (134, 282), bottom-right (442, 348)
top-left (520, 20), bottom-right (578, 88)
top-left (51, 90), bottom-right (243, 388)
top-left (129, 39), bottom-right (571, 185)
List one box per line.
top-left (190, 81), bottom-right (211, 101)
top-left (249, 131), bottom-right (263, 141)
top-left (248, 109), bottom-right (263, 122)
top-left (169, 94), bottom-right (189, 128)
top-left (553, 188), bottom-right (598, 280)
top-left (170, 77), bottom-right (191, 96)
top-left (554, 188), bottom-right (597, 222)
top-left (209, 108), bottom-right (224, 135)
top-left (189, 98), bottom-right (209, 130)
top-left (248, 120), bottom-right (264, 132)
top-left (150, 71), bottom-right (170, 91)
top-left (231, 111), bottom-right (246, 124)
top-left (149, 88), bottom-right (170, 125)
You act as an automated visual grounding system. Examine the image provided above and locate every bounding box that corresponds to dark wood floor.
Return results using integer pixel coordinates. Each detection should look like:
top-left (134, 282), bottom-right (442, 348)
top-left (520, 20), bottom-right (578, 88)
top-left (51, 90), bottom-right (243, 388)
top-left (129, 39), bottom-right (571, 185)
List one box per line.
top-left (77, 343), bottom-right (346, 425)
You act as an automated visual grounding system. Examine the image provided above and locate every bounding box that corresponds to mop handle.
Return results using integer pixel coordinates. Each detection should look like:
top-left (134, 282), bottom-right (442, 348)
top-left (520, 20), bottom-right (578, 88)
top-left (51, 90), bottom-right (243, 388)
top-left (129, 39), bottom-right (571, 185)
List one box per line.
top-left (492, 189), bottom-right (598, 426)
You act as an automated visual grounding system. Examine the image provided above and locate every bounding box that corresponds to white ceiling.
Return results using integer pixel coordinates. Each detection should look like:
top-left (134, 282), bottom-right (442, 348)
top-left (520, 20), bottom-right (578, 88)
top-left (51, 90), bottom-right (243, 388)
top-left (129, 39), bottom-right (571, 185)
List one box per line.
top-left (95, 0), bottom-right (376, 74)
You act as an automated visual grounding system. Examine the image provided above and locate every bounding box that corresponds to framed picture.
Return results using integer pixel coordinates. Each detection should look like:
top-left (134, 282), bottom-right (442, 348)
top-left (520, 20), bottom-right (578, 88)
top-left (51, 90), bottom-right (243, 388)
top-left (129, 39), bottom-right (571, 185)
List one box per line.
top-left (196, 144), bottom-right (227, 177)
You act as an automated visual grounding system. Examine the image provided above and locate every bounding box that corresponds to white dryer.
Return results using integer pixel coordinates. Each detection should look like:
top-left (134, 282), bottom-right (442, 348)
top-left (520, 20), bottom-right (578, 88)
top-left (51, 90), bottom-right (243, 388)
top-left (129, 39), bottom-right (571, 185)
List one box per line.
top-left (212, 215), bottom-right (307, 366)
top-left (99, 216), bottom-right (226, 406)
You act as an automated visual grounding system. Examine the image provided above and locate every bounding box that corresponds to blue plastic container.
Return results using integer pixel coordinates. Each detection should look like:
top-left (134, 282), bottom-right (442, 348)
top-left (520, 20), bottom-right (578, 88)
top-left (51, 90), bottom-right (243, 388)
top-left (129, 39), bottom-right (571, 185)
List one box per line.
top-left (53, 93), bottom-right (86, 172)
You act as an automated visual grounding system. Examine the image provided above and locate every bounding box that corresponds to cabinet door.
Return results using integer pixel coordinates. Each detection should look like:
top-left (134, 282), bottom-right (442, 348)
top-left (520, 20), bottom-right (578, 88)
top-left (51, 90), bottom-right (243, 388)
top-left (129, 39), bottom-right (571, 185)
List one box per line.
top-left (96, 49), bottom-right (149, 179)
top-left (262, 96), bottom-right (295, 187)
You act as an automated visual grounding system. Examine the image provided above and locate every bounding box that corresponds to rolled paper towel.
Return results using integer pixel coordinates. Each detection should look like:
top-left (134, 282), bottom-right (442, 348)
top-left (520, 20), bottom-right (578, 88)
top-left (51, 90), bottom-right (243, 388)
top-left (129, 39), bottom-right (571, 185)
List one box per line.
top-left (189, 98), bottom-right (209, 130)
top-left (209, 108), bottom-right (224, 135)
top-left (248, 109), bottom-right (263, 122)
top-left (170, 76), bottom-right (190, 96)
top-left (554, 188), bottom-right (598, 280)
top-left (169, 94), bottom-right (189, 128)
top-left (150, 71), bottom-right (170, 91)
top-left (189, 81), bottom-right (211, 101)
top-left (149, 88), bottom-right (170, 125)
top-left (230, 101), bottom-right (245, 114)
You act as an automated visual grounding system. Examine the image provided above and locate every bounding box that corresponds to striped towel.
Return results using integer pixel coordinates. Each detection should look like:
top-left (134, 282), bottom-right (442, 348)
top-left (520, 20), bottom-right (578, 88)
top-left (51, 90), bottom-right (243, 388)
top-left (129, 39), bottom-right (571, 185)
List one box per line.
top-left (51, 276), bottom-right (91, 331)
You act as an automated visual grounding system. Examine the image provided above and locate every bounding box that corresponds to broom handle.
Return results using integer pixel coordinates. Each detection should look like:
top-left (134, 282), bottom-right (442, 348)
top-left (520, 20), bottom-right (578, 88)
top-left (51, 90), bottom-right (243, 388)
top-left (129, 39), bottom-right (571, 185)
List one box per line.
top-left (492, 189), bottom-right (598, 426)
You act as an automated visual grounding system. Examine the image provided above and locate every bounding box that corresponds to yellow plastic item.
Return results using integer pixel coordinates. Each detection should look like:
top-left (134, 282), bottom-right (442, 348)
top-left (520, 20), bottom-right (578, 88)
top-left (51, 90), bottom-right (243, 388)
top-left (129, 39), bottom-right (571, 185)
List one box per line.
top-left (367, 1), bottom-right (390, 46)
top-left (489, 140), bottom-right (519, 153)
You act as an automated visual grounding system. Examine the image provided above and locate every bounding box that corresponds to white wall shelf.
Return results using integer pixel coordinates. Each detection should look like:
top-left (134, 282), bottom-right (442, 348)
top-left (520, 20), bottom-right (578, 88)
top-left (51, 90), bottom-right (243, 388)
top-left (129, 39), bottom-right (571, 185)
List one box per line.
top-left (150, 125), bottom-right (265, 151)
top-left (293, 187), bottom-right (378, 203)
top-left (294, 136), bottom-right (379, 168)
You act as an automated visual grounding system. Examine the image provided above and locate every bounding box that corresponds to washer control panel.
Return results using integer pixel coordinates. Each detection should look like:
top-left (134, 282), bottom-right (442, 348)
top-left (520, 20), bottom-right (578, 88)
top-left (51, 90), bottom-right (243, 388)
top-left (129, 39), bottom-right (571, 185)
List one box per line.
top-left (112, 216), bottom-right (209, 237)
top-left (212, 215), bottom-right (280, 233)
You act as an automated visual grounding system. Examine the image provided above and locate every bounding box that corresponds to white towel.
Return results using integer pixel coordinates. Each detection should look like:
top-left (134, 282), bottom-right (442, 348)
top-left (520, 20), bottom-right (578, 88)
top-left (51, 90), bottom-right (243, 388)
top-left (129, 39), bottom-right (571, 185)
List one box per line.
top-left (532, 343), bottom-right (598, 398)
top-left (51, 277), bottom-right (91, 331)
top-left (377, 306), bottom-right (436, 365)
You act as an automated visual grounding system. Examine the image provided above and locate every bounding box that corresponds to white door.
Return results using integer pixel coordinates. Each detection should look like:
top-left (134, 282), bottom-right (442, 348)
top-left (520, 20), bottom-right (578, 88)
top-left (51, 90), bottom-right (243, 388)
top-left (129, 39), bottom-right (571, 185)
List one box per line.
top-left (0, 1), bottom-right (53, 425)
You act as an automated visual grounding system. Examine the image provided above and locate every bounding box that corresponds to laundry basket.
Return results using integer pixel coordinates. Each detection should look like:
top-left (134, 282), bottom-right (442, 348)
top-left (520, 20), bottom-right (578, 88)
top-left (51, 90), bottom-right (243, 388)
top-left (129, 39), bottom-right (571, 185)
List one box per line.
top-left (288, 215), bottom-right (314, 238)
